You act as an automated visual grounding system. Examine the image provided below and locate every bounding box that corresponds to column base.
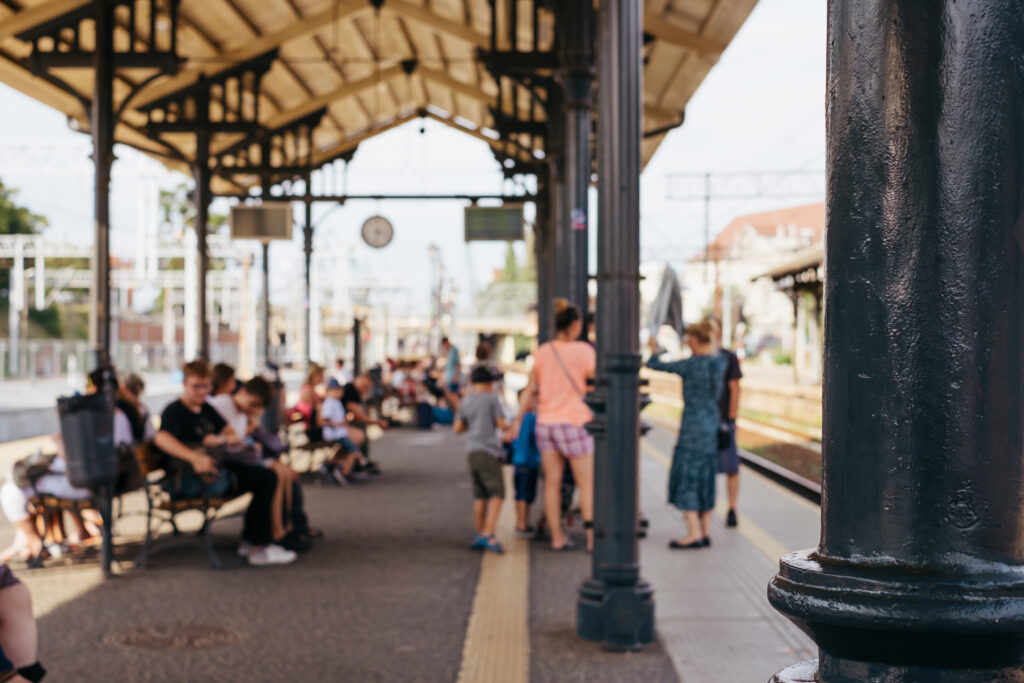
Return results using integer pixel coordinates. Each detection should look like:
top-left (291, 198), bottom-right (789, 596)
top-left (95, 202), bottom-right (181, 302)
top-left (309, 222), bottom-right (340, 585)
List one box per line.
top-left (769, 550), bottom-right (1024, 675)
top-left (771, 656), bottom-right (1024, 683)
top-left (577, 577), bottom-right (655, 651)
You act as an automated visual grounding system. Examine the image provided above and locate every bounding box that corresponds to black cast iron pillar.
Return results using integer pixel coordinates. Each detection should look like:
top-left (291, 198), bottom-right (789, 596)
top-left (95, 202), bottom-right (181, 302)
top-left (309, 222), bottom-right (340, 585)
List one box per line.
top-left (352, 317), bottom-right (362, 376)
top-left (303, 189), bottom-right (313, 365)
top-left (769, 2), bottom-right (1024, 681)
top-left (535, 170), bottom-right (555, 344)
top-left (89, 0), bottom-right (114, 367)
top-left (261, 241), bottom-right (270, 367)
top-left (560, 0), bottom-right (594, 325)
top-left (577, 0), bottom-right (654, 651)
top-left (193, 123), bottom-right (211, 360)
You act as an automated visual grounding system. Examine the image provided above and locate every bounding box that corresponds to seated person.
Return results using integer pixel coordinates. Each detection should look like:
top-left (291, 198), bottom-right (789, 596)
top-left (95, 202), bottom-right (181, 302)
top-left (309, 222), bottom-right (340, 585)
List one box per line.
top-left (0, 367), bottom-right (132, 562)
top-left (317, 379), bottom-right (368, 485)
top-left (292, 365), bottom-right (325, 443)
top-left (342, 375), bottom-right (389, 474)
top-left (208, 377), bottom-right (311, 552)
top-left (0, 565), bottom-right (45, 682)
top-left (153, 360), bottom-right (295, 567)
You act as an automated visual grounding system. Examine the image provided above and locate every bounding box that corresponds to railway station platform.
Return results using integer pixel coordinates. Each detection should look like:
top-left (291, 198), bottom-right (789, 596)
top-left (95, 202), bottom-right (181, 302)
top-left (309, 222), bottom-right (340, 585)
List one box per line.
top-left (2, 421), bottom-right (817, 682)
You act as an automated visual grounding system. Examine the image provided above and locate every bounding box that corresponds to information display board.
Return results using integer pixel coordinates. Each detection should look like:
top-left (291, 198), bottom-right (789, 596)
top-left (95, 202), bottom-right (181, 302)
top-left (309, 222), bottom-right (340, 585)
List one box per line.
top-left (464, 205), bottom-right (524, 242)
top-left (230, 203), bottom-right (293, 242)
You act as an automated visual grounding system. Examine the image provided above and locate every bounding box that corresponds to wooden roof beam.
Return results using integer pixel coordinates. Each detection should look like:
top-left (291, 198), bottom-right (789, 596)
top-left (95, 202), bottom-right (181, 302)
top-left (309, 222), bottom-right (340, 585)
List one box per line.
top-left (310, 111), bottom-right (420, 167)
top-left (423, 110), bottom-right (533, 164)
top-left (134, 0), bottom-right (370, 109)
top-left (382, 1), bottom-right (488, 49)
top-left (643, 13), bottom-right (728, 55)
top-left (0, 0), bottom-right (87, 42)
top-left (419, 65), bottom-right (496, 108)
top-left (262, 63), bottom-right (406, 131)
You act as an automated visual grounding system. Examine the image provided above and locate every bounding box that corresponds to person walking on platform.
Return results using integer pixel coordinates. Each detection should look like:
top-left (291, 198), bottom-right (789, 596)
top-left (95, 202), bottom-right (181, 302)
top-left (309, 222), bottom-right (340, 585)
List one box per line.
top-left (517, 299), bottom-right (596, 551)
top-left (707, 318), bottom-right (743, 527)
top-left (440, 337), bottom-right (462, 395)
top-left (455, 366), bottom-right (509, 554)
top-left (647, 320), bottom-right (727, 549)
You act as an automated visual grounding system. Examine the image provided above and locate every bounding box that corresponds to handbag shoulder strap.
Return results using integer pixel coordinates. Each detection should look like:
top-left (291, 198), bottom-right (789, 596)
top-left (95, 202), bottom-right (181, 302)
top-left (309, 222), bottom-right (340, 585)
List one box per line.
top-left (547, 342), bottom-right (586, 402)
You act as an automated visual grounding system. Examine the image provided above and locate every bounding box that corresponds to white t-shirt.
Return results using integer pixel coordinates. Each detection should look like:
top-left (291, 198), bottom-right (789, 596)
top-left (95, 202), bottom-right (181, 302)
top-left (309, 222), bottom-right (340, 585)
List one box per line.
top-left (334, 368), bottom-right (353, 386)
top-left (390, 370), bottom-right (407, 389)
top-left (208, 394), bottom-right (249, 439)
top-left (320, 396), bottom-right (349, 441)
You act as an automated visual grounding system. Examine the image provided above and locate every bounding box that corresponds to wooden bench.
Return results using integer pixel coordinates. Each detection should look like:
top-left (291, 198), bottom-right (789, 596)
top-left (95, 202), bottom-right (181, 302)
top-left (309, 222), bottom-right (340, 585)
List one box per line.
top-left (283, 420), bottom-right (338, 474)
top-left (133, 443), bottom-right (248, 570)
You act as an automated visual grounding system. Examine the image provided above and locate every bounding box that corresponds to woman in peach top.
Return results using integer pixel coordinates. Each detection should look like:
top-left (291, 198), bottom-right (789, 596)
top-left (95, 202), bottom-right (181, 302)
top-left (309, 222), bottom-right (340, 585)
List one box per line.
top-left (517, 299), bottom-right (596, 550)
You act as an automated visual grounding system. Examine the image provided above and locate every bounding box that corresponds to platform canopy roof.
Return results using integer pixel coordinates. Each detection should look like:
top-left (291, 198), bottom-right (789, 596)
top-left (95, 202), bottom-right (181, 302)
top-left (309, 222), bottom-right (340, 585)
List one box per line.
top-left (0, 0), bottom-right (758, 192)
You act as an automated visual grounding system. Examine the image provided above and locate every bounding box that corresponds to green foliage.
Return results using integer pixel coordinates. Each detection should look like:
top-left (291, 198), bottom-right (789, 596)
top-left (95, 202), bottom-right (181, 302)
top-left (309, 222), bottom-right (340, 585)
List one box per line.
top-left (0, 180), bottom-right (47, 236)
top-left (498, 243), bottom-right (519, 282)
top-left (159, 183), bottom-right (227, 233)
top-left (0, 180), bottom-right (48, 292)
top-left (27, 306), bottom-right (62, 337)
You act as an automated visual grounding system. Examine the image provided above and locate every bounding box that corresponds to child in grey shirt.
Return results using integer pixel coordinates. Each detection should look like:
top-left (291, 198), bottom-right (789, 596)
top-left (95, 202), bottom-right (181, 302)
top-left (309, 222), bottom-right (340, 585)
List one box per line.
top-left (454, 366), bottom-right (508, 554)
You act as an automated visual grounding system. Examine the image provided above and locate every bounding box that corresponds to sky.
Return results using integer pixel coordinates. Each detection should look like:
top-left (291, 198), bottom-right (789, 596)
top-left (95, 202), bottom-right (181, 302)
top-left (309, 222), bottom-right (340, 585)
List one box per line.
top-left (0, 0), bottom-right (825, 316)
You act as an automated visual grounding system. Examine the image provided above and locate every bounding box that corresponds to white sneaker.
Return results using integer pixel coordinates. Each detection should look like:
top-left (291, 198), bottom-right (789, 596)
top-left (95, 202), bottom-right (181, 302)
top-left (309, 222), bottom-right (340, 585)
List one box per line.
top-left (237, 541), bottom-right (252, 557)
top-left (247, 544), bottom-right (297, 566)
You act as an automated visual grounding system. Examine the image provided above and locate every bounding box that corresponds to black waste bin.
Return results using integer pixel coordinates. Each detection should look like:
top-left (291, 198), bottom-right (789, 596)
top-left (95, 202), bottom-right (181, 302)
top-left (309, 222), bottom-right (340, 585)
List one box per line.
top-left (58, 387), bottom-right (117, 490)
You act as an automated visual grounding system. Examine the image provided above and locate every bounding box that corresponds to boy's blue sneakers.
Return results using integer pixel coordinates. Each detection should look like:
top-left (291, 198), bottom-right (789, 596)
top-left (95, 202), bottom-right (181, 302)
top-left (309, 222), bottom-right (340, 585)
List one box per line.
top-left (470, 534), bottom-right (505, 554)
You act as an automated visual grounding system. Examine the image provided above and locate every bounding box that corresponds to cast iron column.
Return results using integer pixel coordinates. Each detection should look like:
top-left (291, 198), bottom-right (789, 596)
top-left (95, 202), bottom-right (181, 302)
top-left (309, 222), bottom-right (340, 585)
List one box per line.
top-left (303, 191), bottom-right (313, 365)
top-left (89, 0), bottom-right (114, 367)
top-left (193, 122), bottom-right (211, 360)
top-left (769, 2), bottom-right (1024, 681)
top-left (352, 317), bottom-right (362, 375)
top-left (577, 0), bottom-right (653, 650)
top-left (261, 241), bottom-right (270, 367)
top-left (561, 0), bottom-right (594, 326)
top-left (535, 170), bottom-right (555, 344)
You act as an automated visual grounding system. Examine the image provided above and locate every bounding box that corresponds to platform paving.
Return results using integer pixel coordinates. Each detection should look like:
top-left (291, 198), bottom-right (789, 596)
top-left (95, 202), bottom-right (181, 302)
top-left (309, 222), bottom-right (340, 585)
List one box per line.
top-left (0, 420), bottom-right (819, 682)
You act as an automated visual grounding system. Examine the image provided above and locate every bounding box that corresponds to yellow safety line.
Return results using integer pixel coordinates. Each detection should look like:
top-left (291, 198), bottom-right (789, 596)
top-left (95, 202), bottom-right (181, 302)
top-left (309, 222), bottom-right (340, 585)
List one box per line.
top-left (456, 466), bottom-right (530, 683)
top-left (641, 441), bottom-right (790, 563)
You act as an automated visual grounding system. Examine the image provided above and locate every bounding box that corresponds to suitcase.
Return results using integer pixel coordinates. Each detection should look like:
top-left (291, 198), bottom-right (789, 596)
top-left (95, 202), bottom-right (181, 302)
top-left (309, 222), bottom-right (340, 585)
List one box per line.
top-left (416, 402), bottom-right (435, 429)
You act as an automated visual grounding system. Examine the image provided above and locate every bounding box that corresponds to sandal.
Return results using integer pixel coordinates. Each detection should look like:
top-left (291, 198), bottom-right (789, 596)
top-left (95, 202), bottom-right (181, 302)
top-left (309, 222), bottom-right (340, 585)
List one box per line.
top-left (551, 538), bottom-right (576, 552)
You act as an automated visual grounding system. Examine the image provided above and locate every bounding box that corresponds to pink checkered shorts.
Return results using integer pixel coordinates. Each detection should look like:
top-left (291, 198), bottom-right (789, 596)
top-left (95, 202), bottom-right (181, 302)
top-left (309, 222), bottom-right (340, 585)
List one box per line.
top-left (535, 423), bottom-right (594, 458)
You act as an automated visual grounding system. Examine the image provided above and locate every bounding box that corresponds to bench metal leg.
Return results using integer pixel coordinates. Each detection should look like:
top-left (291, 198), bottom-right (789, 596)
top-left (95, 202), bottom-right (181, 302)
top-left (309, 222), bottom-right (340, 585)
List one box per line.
top-left (136, 492), bottom-right (155, 569)
top-left (97, 489), bottom-right (114, 577)
top-left (202, 509), bottom-right (223, 570)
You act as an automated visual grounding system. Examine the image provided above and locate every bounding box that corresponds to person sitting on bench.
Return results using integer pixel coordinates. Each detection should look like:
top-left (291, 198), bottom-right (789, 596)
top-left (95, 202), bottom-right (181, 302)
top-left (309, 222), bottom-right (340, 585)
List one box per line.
top-left (153, 360), bottom-right (295, 567)
top-left (209, 376), bottom-right (312, 553)
top-left (342, 375), bottom-right (388, 475)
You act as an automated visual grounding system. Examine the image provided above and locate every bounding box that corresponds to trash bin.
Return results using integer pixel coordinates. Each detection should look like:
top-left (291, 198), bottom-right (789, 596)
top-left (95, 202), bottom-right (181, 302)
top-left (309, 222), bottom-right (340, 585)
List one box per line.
top-left (58, 386), bottom-right (117, 490)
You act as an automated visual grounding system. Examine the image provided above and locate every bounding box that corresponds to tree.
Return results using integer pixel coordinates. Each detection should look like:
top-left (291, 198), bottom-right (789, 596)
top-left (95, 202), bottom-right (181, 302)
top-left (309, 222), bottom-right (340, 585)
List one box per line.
top-left (0, 180), bottom-right (48, 292)
top-left (498, 242), bottom-right (520, 282)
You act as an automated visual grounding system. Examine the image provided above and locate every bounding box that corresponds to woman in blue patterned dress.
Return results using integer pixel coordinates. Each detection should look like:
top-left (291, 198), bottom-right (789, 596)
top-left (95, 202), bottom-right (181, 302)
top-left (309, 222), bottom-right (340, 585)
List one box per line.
top-left (646, 320), bottom-right (727, 549)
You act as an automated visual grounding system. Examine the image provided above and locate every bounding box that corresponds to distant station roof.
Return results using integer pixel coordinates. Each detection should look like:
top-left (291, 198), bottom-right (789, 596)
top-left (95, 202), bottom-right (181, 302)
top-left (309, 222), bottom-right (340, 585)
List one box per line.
top-left (0, 0), bottom-right (759, 189)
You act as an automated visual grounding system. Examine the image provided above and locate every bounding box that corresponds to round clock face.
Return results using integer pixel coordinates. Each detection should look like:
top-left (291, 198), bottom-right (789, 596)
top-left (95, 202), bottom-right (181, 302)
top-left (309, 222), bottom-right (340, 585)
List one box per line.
top-left (361, 215), bottom-right (394, 249)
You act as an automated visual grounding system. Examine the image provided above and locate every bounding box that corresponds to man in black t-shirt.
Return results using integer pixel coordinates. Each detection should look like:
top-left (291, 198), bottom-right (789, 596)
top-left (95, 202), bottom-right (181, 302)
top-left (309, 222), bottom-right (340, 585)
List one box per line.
top-left (708, 319), bottom-right (743, 528)
top-left (154, 360), bottom-right (295, 567)
top-left (343, 375), bottom-right (388, 474)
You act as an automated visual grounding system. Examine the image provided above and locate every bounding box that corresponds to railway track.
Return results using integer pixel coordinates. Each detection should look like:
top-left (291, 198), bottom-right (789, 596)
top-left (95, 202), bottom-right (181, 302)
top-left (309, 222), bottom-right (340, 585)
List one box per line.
top-left (646, 388), bottom-right (822, 505)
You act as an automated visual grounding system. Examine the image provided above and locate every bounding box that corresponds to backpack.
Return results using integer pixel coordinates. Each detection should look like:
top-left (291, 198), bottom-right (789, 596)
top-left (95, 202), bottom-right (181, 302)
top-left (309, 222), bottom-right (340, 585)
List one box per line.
top-left (12, 451), bottom-right (57, 489)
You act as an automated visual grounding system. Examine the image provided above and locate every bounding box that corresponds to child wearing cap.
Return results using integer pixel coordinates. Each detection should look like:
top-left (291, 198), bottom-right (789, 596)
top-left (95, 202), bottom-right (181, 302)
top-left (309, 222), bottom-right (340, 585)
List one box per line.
top-left (454, 366), bottom-right (509, 554)
top-left (318, 378), bottom-right (367, 485)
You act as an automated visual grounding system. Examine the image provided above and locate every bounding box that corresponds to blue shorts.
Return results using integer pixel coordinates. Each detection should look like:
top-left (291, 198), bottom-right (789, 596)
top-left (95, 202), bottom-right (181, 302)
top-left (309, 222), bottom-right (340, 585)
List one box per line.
top-left (164, 469), bottom-right (233, 499)
top-left (513, 465), bottom-right (539, 504)
top-left (334, 436), bottom-right (359, 455)
top-left (717, 422), bottom-right (740, 475)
